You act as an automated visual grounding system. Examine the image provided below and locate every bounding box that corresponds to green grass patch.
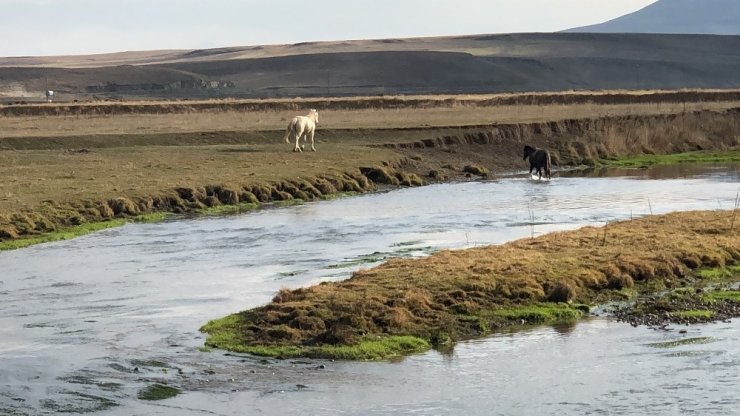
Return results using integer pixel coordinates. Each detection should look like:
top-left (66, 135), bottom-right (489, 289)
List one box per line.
top-left (200, 313), bottom-right (429, 360)
top-left (703, 290), bottom-right (740, 303)
top-left (483, 303), bottom-right (588, 324)
top-left (646, 336), bottom-right (714, 349)
top-left (137, 384), bottom-right (180, 401)
top-left (673, 310), bottom-right (715, 319)
top-left (214, 336), bottom-right (429, 361)
top-left (696, 265), bottom-right (740, 280)
top-left (599, 150), bottom-right (740, 168)
top-left (0, 212), bottom-right (173, 252)
top-left (0, 219), bottom-right (127, 251)
top-left (133, 212), bottom-right (173, 223)
top-left (199, 211), bottom-right (738, 360)
top-left (319, 191), bottom-right (359, 201)
top-left (306, 336), bottom-right (430, 360)
top-left (200, 313), bottom-right (245, 350)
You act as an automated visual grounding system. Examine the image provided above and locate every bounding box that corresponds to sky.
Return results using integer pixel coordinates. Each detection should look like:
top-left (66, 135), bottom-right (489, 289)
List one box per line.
top-left (0, 0), bottom-right (657, 57)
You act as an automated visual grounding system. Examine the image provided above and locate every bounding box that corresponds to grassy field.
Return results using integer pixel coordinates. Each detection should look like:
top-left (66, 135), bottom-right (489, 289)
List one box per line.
top-left (598, 150), bottom-right (740, 167)
top-left (201, 210), bottom-right (740, 360)
top-left (1, 92), bottom-right (739, 245)
top-left (0, 144), bottom-right (398, 214)
top-left (2, 100), bottom-right (740, 139)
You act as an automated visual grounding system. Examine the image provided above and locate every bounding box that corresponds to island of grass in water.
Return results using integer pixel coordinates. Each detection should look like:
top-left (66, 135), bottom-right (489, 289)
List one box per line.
top-left (201, 210), bottom-right (740, 360)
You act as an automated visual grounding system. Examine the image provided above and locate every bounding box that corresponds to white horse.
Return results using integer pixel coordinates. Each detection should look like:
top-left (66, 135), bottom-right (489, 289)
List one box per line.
top-left (283, 109), bottom-right (319, 152)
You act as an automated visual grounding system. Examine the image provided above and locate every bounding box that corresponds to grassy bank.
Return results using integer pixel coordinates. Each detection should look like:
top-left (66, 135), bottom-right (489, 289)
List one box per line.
top-left (599, 150), bottom-right (740, 168)
top-left (0, 213), bottom-right (168, 251)
top-left (200, 210), bottom-right (740, 360)
top-left (1, 97), bottom-right (738, 248)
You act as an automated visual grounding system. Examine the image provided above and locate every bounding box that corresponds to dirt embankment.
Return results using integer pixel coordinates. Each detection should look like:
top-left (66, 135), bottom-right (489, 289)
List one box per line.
top-left (3, 90), bottom-right (740, 117)
top-left (1, 108), bottom-right (738, 243)
top-left (386, 108), bottom-right (740, 178)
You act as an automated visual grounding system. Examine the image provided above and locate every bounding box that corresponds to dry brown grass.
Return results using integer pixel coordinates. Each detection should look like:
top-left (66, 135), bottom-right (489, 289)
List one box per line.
top-left (0, 144), bottom-right (399, 214)
top-left (224, 211), bottom-right (740, 348)
top-left (2, 101), bottom-right (740, 139)
top-left (1, 96), bottom-right (738, 243)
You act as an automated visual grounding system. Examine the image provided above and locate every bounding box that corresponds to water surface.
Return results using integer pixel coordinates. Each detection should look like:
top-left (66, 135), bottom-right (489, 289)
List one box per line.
top-left (1, 163), bottom-right (738, 415)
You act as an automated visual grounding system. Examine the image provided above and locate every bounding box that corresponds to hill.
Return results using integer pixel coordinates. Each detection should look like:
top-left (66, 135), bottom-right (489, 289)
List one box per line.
top-left (2, 33), bottom-right (740, 100)
top-left (567, 0), bottom-right (740, 35)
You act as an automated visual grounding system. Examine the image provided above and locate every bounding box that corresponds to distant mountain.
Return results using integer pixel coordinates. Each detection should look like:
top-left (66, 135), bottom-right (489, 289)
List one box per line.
top-left (567, 0), bottom-right (740, 35)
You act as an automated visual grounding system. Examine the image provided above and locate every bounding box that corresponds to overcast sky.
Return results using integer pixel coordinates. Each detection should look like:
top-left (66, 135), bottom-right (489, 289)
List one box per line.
top-left (0, 0), bottom-right (656, 57)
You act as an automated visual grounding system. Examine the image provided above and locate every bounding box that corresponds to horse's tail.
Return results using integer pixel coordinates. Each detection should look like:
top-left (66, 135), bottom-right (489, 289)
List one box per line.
top-left (545, 151), bottom-right (552, 179)
top-left (283, 119), bottom-right (295, 143)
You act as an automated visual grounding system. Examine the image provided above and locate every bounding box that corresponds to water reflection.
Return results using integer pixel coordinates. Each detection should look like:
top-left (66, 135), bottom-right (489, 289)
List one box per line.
top-left (551, 321), bottom-right (579, 336)
top-left (561, 162), bottom-right (740, 181)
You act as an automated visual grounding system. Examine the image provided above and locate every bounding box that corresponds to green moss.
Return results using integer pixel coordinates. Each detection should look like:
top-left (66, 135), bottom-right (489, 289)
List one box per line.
top-left (200, 314), bottom-right (429, 360)
top-left (696, 265), bottom-right (740, 280)
top-left (200, 313), bottom-right (245, 350)
top-left (646, 337), bottom-right (714, 349)
top-left (241, 336), bottom-right (429, 360)
top-left (0, 211), bottom-right (174, 251)
top-left (674, 310), bottom-right (715, 319)
top-left (483, 303), bottom-right (587, 324)
top-left (0, 219), bottom-right (127, 251)
top-left (703, 290), bottom-right (740, 303)
top-left (137, 384), bottom-right (180, 401)
top-left (599, 150), bottom-right (740, 168)
top-left (133, 212), bottom-right (172, 223)
top-left (306, 336), bottom-right (430, 360)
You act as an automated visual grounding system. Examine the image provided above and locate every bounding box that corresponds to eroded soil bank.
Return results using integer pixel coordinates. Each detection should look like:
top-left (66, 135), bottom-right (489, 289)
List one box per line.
top-left (1, 107), bottom-right (739, 247)
top-left (202, 210), bottom-right (740, 360)
top-left (4, 90), bottom-right (740, 116)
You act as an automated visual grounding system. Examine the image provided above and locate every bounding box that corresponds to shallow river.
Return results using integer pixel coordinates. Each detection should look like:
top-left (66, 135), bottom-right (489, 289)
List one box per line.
top-left (1, 164), bottom-right (738, 415)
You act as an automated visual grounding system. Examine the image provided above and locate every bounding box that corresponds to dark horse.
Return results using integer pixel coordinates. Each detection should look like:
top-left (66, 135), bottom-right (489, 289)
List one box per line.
top-left (523, 145), bottom-right (552, 180)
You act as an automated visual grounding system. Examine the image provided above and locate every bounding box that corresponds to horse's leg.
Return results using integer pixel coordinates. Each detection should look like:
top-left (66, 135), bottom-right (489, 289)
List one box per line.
top-left (293, 126), bottom-right (304, 152)
top-left (284, 120), bottom-right (294, 144)
top-left (309, 129), bottom-right (316, 152)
